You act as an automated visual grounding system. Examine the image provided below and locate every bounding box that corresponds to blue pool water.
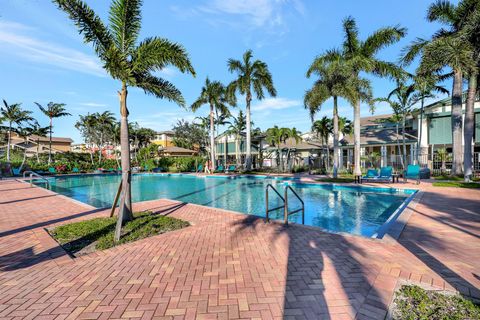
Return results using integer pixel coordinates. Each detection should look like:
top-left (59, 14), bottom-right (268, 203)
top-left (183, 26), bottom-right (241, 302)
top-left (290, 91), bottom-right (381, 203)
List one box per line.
top-left (37, 174), bottom-right (416, 237)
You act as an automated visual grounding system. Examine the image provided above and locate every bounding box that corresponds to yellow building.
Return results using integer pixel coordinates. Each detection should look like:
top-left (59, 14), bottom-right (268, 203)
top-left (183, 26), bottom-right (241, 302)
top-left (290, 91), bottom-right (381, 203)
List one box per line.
top-left (152, 130), bottom-right (174, 147)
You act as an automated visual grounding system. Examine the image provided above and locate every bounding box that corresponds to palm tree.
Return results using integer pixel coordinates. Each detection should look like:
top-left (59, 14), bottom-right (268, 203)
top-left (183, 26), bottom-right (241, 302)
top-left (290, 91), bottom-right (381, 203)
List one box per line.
top-left (54, 0), bottom-right (195, 240)
top-left (312, 117), bottom-right (332, 171)
top-left (35, 102), bottom-right (71, 163)
top-left (227, 50), bottom-right (276, 170)
top-left (94, 111), bottom-right (116, 163)
top-left (191, 78), bottom-right (235, 170)
top-left (1, 100), bottom-right (33, 162)
top-left (226, 111), bottom-right (247, 166)
top-left (265, 126), bottom-right (290, 172)
top-left (376, 79), bottom-right (418, 167)
top-left (284, 127), bottom-right (302, 172)
top-left (28, 122), bottom-right (49, 163)
top-left (323, 17), bottom-right (405, 176)
top-left (305, 49), bottom-right (366, 178)
top-left (338, 116), bottom-right (353, 136)
top-left (402, 0), bottom-right (476, 175)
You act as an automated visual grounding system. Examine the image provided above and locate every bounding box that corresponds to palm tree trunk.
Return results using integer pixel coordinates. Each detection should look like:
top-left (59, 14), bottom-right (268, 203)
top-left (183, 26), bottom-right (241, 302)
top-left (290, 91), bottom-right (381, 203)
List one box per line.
top-left (353, 101), bottom-right (361, 176)
top-left (245, 93), bottom-right (252, 170)
top-left (115, 83), bottom-right (133, 242)
top-left (278, 146), bottom-right (283, 171)
top-left (7, 122), bottom-right (12, 162)
top-left (48, 118), bottom-right (52, 164)
top-left (417, 97), bottom-right (425, 164)
top-left (464, 71), bottom-right (477, 181)
top-left (402, 113), bottom-right (407, 166)
top-left (333, 96), bottom-right (339, 179)
top-left (209, 103), bottom-right (215, 171)
top-left (451, 69), bottom-right (463, 176)
top-left (19, 139), bottom-right (27, 172)
top-left (235, 136), bottom-right (240, 166)
top-left (396, 122), bottom-right (404, 170)
top-left (36, 139), bottom-right (40, 163)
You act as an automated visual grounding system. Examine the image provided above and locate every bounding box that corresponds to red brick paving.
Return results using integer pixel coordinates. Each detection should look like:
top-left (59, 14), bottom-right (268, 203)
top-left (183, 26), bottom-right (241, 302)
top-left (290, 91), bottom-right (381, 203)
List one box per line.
top-left (0, 178), bottom-right (479, 319)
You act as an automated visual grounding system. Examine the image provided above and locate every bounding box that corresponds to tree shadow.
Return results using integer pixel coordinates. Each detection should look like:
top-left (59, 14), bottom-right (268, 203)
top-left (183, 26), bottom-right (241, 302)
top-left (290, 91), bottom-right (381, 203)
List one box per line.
top-left (0, 245), bottom-right (68, 271)
top-left (0, 194), bottom-right (58, 205)
top-left (398, 190), bottom-right (480, 298)
top-left (229, 215), bottom-right (389, 319)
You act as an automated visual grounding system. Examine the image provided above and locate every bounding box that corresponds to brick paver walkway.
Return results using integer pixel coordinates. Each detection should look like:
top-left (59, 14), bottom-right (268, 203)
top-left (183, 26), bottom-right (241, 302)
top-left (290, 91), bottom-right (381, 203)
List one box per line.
top-left (0, 179), bottom-right (479, 319)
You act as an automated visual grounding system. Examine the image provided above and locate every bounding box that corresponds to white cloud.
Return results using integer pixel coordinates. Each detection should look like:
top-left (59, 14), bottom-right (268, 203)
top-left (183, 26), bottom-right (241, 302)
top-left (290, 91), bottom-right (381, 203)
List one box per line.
top-left (0, 20), bottom-right (105, 77)
top-left (252, 97), bottom-right (301, 111)
top-left (79, 102), bottom-right (107, 107)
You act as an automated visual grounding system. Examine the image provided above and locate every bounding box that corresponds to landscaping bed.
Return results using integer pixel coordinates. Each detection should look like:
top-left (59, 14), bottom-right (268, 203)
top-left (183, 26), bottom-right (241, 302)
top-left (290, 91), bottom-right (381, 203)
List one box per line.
top-left (432, 181), bottom-right (480, 188)
top-left (391, 285), bottom-right (480, 319)
top-left (49, 211), bottom-right (189, 256)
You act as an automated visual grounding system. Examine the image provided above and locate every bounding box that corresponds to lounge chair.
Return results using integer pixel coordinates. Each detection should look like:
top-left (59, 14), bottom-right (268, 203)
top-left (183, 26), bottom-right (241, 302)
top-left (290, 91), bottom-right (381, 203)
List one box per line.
top-left (48, 167), bottom-right (57, 175)
top-left (361, 167), bottom-right (394, 183)
top-left (72, 167), bottom-right (80, 173)
top-left (404, 164), bottom-right (420, 184)
top-left (360, 169), bottom-right (378, 183)
top-left (152, 167), bottom-right (164, 173)
top-left (225, 165), bottom-right (237, 173)
top-left (214, 165), bottom-right (224, 173)
top-left (12, 168), bottom-right (21, 176)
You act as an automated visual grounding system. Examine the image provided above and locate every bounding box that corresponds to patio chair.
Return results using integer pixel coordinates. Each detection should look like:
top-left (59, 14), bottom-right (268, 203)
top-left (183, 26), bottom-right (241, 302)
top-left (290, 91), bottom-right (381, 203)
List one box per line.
top-left (404, 164), bottom-right (420, 184)
top-left (360, 169), bottom-right (379, 183)
top-left (48, 167), bottom-right (57, 175)
top-left (192, 164), bottom-right (203, 173)
top-left (225, 165), bottom-right (237, 173)
top-left (152, 167), bottom-right (164, 173)
top-left (214, 165), bottom-right (225, 173)
top-left (72, 167), bottom-right (80, 173)
top-left (12, 168), bottom-right (21, 176)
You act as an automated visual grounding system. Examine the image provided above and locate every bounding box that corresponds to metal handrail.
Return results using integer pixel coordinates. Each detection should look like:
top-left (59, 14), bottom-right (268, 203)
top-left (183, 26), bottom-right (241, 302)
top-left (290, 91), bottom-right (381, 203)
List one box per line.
top-left (284, 185), bottom-right (305, 225)
top-left (23, 171), bottom-right (50, 187)
top-left (265, 184), bottom-right (285, 223)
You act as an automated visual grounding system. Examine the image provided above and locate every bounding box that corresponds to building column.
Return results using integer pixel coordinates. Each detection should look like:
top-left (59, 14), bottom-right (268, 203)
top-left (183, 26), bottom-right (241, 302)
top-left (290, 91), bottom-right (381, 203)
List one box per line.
top-left (381, 145), bottom-right (387, 167)
top-left (360, 147), bottom-right (366, 169)
top-left (418, 115), bottom-right (429, 164)
top-left (338, 148), bottom-right (343, 169)
top-left (410, 144), bottom-right (415, 165)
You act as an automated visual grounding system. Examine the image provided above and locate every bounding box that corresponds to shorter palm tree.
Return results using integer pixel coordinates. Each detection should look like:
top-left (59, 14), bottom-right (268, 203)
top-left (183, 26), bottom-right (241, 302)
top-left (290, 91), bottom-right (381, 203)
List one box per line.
top-left (94, 111), bottom-right (116, 163)
top-left (225, 111), bottom-right (247, 166)
top-left (28, 122), bottom-right (50, 163)
top-left (1, 100), bottom-right (33, 162)
top-left (191, 78), bottom-right (235, 169)
top-left (312, 117), bottom-right (332, 171)
top-left (35, 102), bottom-right (71, 163)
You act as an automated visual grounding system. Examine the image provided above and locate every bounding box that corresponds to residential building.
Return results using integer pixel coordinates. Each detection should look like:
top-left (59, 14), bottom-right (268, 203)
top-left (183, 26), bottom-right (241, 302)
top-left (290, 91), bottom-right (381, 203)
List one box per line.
top-left (152, 131), bottom-right (175, 147)
top-left (7, 132), bottom-right (73, 157)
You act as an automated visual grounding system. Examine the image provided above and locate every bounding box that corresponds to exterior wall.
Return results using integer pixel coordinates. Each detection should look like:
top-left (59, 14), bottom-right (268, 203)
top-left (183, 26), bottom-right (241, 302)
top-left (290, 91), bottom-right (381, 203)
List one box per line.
top-left (152, 133), bottom-right (174, 147)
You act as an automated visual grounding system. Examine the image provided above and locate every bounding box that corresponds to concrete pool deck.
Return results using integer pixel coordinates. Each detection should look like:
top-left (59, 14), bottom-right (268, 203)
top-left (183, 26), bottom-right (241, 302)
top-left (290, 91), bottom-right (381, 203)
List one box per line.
top-left (0, 179), bottom-right (479, 319)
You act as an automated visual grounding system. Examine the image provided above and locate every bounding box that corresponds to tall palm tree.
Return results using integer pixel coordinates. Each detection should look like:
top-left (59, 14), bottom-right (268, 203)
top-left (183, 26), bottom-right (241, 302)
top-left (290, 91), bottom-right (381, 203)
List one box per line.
top-left (191, 78), bottom-right (235, 170)
top-left (94, 111), bottom-right (116, 163)
top-left (75, 113), bottom-right (98, 164)
top-left (323, 17), bottom-right (405, 176)
top-left (402, 0), bottom-right (476, 175)
top-left (305, 49), bottom-right (368, 178)
top-left (1, 100), bottom-right (33, 162)
top-left (227, 50), bottom-right (276, 170)
top-left (54, 0), bottom-right (195, 240)
top-left (35, 102), bottom-right (71, 163)
top-left (284, 127), bottom-right (302, 172)
top-left (226, 111), bottom-right (247, 166)
top-left (312, 117), bottom-right (332, 171)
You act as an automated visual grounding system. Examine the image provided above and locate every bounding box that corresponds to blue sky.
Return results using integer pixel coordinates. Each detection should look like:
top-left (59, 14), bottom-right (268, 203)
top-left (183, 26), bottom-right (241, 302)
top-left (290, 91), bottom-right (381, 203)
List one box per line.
top-left (0, 0), bottom-right (449, 143)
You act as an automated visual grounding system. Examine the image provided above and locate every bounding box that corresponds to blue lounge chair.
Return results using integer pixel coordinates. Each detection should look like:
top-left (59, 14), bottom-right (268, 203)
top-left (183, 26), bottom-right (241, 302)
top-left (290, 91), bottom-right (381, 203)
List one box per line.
top-left (378, 166), bottom-right (393, 182)
top-left (12, 168), bottom-right (21, 176)
top-left (192, 164), bottom-right (203, 173)
top-left (214, 165), bottom-right (224, 173)
top-left (404, 164), bottom-right (420, 184)
top-left (361, 169), bottom-right (378, 183)
top-left (152, 167), bottom-right (164, 173)
top-left (72, 167), bottom-right (80, 173)
top-left (225, 165), bottom-right (237, 173)
top-left (48, 167), bottom-right (57, 175)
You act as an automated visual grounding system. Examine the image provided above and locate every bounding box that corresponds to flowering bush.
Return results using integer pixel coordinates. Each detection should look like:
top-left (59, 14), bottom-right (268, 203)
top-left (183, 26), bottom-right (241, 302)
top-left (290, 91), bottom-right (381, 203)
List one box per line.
top-left (55, 164), bottom-right (67, 173)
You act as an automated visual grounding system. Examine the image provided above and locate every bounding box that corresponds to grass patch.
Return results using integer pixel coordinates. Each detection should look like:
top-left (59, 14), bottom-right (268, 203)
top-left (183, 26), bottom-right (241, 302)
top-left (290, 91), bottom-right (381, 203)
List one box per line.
top-left (50, 211), bottom-right (189, 256)
top-left (432, 181), bottom-right (480, 188)
top-left (315, 177), bottom-right (355, 183)
top-left (392, 285), bottom-right (480, 320)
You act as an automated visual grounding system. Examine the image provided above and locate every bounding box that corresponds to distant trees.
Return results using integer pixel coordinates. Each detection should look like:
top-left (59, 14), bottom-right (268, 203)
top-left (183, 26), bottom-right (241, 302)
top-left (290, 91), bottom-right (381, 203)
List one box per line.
top-left (265, 126), bottom-right (301, 172)
top-left (1, 100), bottom-right (34, 162)
top-left (172, 119), bottom-right (208, 153)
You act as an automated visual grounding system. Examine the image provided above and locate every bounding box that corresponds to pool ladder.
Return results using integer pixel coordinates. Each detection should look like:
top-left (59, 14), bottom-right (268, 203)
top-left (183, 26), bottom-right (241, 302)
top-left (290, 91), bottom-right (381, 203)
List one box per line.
top-left (265, 184), bottom-right (304, 225)
top-left (23, 171), bottom-right (50, 188)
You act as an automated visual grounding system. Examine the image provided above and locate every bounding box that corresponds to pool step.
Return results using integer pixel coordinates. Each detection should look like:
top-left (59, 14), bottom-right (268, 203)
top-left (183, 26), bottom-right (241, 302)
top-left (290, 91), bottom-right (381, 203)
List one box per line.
top-left (265, 184), bottom-right (304, 225)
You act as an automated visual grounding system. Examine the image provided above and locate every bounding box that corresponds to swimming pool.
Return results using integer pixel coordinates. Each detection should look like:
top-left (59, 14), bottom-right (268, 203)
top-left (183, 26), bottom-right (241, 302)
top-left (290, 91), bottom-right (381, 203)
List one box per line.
top-left (36, 174), bottom-right (416, 237)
